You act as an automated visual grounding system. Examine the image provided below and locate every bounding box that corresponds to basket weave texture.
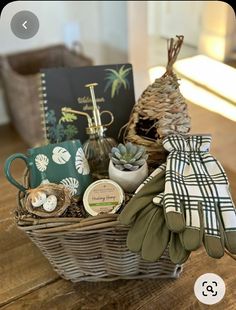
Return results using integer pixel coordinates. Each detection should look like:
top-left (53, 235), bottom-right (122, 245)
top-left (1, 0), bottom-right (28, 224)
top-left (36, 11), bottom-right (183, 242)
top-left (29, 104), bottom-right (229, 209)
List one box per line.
top-left (17, 191), bottom-right (182, 282)
top-left (124, 36), bottom-right (191, 167)
top-left (0, 44), bottom-right (93, 146)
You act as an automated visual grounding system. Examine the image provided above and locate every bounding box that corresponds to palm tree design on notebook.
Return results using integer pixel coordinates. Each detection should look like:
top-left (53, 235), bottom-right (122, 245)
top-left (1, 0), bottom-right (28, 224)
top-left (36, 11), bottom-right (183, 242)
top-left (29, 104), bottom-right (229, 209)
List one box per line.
top-left (104, 65), bottom-right (132, 98)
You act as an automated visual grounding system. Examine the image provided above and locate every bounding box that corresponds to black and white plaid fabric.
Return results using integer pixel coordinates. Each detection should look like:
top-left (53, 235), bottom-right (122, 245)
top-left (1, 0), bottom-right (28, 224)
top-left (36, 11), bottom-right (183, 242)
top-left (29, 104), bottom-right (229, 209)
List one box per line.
top-left (163, 135), bottom-right (236, 238)
top-left (153, 192), bottom-right (164, 205)
top-left (135, 163), bottom-right (166, 194)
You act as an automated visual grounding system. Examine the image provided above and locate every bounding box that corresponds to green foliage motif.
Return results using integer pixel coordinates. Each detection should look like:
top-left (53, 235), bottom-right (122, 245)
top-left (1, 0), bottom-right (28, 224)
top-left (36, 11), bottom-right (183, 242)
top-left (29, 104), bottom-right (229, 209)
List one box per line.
top-left (59, 108), bottom-right (78, 124)
top-left (64, 124), bottom-right (78, 140)
top-left (104, 65), bottom-right (131, 98)
top-left (46, 109), bottom-right (78, 143)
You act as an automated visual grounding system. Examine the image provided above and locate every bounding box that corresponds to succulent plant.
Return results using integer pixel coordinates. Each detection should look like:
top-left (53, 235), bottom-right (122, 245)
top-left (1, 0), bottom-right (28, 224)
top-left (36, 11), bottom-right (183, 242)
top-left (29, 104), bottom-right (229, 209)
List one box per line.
top-left (110, 142), bottom-right (148, 171)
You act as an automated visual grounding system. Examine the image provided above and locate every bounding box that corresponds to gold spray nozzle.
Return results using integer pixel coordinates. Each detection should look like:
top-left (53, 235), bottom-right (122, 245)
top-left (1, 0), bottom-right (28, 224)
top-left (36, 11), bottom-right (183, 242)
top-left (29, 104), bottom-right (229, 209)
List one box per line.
top-left (84, 83), bottom-right (114, 135)
top-left (61, 83), bottom-right (114, 137)
top-left (85, 83), bottom-right (98, 88)
top-left (85, 83), bottom-right (102, 130)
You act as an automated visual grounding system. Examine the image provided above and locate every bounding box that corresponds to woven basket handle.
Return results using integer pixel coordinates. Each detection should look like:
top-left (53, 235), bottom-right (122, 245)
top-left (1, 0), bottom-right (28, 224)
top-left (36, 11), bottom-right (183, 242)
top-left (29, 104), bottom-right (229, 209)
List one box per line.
top-left (0, 56), bottom-right (12, 74)
top-left (71, 41), bottom-right (84, 55)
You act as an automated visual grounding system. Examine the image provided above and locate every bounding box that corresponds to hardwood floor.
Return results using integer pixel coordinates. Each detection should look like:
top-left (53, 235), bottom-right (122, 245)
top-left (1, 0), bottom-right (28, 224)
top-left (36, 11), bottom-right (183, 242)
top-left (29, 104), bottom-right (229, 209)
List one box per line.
top-left (0, 105), bottom-right (236, 310)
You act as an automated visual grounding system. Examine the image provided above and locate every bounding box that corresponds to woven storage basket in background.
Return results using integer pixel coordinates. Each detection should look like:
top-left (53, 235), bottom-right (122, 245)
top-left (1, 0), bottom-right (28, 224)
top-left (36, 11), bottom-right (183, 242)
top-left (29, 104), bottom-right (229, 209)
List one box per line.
top-left (17, 190), bottom-right (183, 282)
top-left (0, 44), bottom-right (93, 146)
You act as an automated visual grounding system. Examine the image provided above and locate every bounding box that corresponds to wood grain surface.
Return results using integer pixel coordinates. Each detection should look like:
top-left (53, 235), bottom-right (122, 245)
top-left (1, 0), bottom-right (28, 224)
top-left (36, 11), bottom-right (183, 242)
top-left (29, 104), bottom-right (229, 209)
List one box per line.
top-left (0, 125), bottom-right (59, 307)
top-left (1, 100), bottom-right (236, 310)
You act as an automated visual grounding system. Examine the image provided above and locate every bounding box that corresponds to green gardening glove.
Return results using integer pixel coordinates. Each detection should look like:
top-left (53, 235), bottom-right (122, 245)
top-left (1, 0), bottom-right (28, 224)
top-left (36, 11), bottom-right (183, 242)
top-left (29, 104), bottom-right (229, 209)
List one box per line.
top-left (119, 164), bottom-right (167, 260)
top-left (162, 134), bottom-right (236, 259)
top-left (118, 164), bottom-right (166, 226)
top-left (126, 191), bottom-right (189, 264)
top-left (127, 201), bottom-right (170, 261)
top-left (169, 232), bottom-right (191, 264)
top-left (119, 164), bottom-right (190, 264)
top-left (153, 193), bottom-right (191, 264)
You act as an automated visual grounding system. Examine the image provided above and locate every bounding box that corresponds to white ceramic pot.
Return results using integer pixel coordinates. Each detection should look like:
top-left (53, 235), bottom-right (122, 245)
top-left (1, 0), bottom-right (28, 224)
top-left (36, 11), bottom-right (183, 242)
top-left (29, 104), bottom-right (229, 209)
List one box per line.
top-left (108, 161), bottom-right (148, 193)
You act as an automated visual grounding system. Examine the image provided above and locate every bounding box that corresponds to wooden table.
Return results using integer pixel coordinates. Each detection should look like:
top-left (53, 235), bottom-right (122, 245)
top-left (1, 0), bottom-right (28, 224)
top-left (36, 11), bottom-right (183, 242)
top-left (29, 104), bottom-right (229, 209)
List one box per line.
top-left (1, 101), bottom-right (236, 310)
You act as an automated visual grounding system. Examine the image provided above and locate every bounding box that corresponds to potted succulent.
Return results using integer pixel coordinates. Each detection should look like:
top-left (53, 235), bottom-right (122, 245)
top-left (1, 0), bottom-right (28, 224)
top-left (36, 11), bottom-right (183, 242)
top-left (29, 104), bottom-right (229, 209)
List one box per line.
top-left (108, 142), bottom-right (148, 193)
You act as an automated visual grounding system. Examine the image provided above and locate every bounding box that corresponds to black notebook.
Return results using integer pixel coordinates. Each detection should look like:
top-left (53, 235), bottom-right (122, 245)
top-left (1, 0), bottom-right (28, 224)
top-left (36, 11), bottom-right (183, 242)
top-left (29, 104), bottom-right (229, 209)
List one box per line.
top-left (39, 64), bottom-right (135, 144)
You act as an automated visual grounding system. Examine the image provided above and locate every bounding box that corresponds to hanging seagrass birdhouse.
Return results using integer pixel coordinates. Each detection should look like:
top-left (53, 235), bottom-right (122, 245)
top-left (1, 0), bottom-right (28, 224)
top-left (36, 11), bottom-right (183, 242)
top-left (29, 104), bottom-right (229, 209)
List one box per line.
top-left (124, 35), bottom-right (191, 167)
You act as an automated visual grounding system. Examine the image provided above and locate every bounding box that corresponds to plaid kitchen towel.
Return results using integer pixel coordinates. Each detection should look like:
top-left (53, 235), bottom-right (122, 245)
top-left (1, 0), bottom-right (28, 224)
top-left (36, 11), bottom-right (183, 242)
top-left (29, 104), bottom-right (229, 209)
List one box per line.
top-left (162, 134), bottom-right (236, 258)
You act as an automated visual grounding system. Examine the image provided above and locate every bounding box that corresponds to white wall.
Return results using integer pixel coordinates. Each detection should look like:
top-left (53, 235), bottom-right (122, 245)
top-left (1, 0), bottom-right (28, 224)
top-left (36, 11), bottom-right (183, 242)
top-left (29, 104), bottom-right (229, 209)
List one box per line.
top-left (100, 1), bottom-right (128, 64)
top-left (1, 1), bottom-right (128, 64)
top-left (61, 1), bottom-right (104, 65)
top-left (148, 1), bottom-right (204, 47)
top-left (128, 1), bottom-right (149, 98)
top-left (1, 1), bottom-right (72, 55)
top-left (148, 1), bottom-right (162, 37)
top-left (0, 1), bottom-right (128, 125)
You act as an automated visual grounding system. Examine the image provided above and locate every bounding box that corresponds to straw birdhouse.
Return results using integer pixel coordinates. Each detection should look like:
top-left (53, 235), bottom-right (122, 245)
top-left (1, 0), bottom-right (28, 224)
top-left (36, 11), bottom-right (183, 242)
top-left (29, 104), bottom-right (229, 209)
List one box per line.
top-left (124, 35), bottom-right (191, 167)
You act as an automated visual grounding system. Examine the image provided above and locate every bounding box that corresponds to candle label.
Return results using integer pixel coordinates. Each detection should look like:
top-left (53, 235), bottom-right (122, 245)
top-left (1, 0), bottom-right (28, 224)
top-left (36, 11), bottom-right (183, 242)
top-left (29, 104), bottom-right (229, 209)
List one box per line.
top-left (87, 182), bottom-right (120, 213)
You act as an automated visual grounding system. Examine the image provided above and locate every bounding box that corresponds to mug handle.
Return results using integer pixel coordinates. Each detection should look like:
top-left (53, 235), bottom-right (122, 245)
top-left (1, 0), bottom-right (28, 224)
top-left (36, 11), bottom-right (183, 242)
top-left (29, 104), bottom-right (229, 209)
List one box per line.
top-left (4, 153), bottom-right (29, 192)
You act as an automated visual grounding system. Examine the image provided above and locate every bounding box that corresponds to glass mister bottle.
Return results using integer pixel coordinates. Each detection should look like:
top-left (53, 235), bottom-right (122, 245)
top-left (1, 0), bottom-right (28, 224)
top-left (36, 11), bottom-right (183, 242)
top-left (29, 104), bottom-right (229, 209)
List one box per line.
top-left (62, 83), bottom-right (117, 179)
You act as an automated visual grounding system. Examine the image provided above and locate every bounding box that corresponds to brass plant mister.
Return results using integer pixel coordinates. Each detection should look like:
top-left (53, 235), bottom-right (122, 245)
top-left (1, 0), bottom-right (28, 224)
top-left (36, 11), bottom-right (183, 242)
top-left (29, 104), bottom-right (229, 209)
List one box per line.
top-left (62, 83), bottom-right (117, 179)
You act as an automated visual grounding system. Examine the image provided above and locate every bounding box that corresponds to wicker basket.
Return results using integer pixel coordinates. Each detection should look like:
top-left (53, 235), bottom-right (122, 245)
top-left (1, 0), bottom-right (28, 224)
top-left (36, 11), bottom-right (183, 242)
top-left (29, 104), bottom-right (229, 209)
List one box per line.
top-left (0, 44), bottom-right (93, 146)
top-left (16, 190), bottom-right (183, 282)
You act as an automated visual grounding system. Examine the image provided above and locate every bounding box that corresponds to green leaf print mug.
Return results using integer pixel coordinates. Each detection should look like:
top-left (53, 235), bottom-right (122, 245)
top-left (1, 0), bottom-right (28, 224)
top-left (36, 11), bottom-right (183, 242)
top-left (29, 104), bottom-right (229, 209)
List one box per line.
top-left (4, 140), bottom-right (92, 197)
